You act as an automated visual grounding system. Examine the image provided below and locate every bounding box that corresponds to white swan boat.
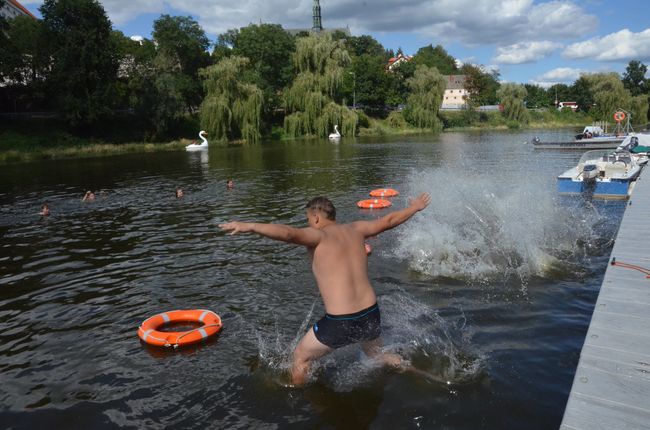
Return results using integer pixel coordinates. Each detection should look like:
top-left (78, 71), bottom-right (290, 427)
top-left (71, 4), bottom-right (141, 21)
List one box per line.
top-left (186, 131), bottom-right (208, 151)
top-left (329, 125), bottom-right (341, 141)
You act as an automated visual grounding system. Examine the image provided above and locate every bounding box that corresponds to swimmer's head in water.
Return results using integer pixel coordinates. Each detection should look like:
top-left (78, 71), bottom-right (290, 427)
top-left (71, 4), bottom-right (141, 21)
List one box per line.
top-left (305, 197), bottom-right (336, 221)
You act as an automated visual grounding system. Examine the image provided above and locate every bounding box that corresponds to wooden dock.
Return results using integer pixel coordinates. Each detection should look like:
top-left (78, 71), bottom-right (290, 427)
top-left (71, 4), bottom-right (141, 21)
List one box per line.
top-left (561, 174), bottom-right (650, 429)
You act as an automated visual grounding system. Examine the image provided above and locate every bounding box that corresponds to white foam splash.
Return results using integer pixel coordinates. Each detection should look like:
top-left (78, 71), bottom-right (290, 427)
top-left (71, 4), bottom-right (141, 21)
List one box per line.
top-left (393, 168), bottom-right (605, 283)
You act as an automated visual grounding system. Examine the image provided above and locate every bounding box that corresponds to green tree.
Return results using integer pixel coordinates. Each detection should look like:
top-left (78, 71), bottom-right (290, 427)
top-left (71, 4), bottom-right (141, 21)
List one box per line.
top-left (40, 0), bottom-right (118, 125)
top-left (0, 0), bottom-right (9, 81)
top-left (226, 24), bottom-right (295, 111)
top-left (586, 73), bottom-right (631, 121)
top-left (404, 65), bottom-right (445, 130)
top-left (345, 54), bottom-right (389, 109)
top-left (284, 33), bottom-right (357, 138)
top-left (547, 83), bottom-right (571, 106)
top-left (629, 95), bottom-right (649, 125)
top-left (569, 75), bottom-right (593, 111)
top-left (622, 60), bottom-right (648, 96)
top-left (152, 15), bottom-right (211, 112)
top-left (413, 44), bottom-right (458, 75)
top-left (461, 64), bottom-right (500, 106)
top-left (385, 60), bottom-right (416, 106)
top-left (497, 83), bottom-right (529, 122)
top-left (199, 56), bottom-right (263, 143)
top-left (1, 16), bottom-right (48, 86)
top-left (345, 34), bottom-right (388, 58)
top-left (524, 84), bottom-right (551, 109)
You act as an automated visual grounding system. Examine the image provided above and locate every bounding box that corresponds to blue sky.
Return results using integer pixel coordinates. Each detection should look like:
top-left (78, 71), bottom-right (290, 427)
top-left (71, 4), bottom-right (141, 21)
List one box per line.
top-left (21, 0), bottom-right (650, 86)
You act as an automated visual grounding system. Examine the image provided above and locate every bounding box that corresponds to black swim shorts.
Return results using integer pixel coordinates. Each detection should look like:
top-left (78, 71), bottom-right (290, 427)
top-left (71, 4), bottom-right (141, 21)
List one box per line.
top-left (313, 303), bottom-right (381, 349)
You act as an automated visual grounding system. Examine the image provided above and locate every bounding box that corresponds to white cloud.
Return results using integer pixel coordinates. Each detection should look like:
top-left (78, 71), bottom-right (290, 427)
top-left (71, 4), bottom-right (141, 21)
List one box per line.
top-left (25, 0), bottom-right (598, 46)
top-left (563, 28), bottom-right (650, 62)
top-left (530, 67), bottom-right (585, 87)
top-left (494, 41), bottom-right (562, 64)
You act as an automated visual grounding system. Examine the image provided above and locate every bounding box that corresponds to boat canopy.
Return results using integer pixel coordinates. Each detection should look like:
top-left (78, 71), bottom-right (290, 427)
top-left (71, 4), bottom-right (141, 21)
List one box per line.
top-left (616, 133), bottom-right (650, 153)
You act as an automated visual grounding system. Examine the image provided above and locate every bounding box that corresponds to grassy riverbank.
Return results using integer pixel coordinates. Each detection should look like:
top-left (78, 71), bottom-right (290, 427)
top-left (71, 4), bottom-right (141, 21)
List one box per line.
top-left (0, 109), bottom-right (594, 164)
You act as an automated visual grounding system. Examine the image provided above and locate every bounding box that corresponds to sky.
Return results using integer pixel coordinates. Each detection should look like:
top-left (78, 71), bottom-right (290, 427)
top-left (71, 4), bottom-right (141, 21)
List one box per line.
top-left (20, 0), bottom-right (650, 87)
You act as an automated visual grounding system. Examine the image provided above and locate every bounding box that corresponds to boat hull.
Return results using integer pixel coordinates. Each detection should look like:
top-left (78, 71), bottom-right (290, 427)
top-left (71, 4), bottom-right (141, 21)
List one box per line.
top-left (533, 138), bottom-right (624, 150)
top-left (557, 177), bottom-right (635, 199)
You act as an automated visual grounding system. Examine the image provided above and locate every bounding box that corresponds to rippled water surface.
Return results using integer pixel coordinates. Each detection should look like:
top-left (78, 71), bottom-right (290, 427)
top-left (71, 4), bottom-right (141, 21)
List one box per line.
top-left (1, 129), bottom-right (626, 429)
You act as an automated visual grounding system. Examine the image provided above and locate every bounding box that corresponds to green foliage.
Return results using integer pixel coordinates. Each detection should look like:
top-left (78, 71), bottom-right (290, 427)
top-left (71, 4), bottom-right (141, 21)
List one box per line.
top-left (524, 84), bottom-right (552, 109)
top-left (412, 45), bottom-right (458, 75)
top-left (221, 24), bottom-right (295, 113)
top-left (497, 83), bottom-right (529, 123)
top-left (345, 54), bottom-right (389, 109)
top-left (199, 56), bottom-right (263, 143)
top-left (284, 33), bottom-right (357, 138)
top-left (622, 60), bottom-right (648, 96)
top-left (344, 35), bottom-right (388, 58)
top-left (1, 16), bottom-right (48, 86)
top-left (356, 110), bottom-right (370, 128)
top-left (586, 73), bottom-right (631, 122)
top-left (461, 64), bottom-right (500, 106)
top-left (40, 0), bottom-right (118, 126)
top-left (386, 111), bottom-right (406, 128)
top-left (570, 76), bottom-right (593, 111)
top-left (404, 65), bottom-right (445, 130)
top-left (629, 95), bottom-right (649, 125)
top-left (152, 15), bottom-right (210, 77)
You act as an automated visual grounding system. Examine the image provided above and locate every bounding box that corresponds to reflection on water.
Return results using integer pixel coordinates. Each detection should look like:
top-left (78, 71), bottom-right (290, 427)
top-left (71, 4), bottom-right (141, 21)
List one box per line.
top-left (0, 129), bottom-right (624, 428)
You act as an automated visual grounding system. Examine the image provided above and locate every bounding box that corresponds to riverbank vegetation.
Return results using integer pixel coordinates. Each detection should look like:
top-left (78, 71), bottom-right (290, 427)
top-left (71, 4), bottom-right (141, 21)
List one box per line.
top-left (1, 0), bottom-right (649, 154)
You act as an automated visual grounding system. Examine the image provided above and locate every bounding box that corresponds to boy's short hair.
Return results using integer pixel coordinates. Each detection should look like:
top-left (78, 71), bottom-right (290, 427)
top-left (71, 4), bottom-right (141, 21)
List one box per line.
top-left (305, 197), bottom-right (336, 220)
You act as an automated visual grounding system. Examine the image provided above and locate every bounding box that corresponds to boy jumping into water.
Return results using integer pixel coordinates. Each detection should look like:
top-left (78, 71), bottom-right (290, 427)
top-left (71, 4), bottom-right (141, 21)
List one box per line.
top-left (219, 192), bottom-right (431, 385)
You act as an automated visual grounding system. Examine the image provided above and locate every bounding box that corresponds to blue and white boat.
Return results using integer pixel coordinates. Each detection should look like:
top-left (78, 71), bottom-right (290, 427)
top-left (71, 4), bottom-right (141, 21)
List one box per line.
top-left (557, 147), bottom-right (646, 199)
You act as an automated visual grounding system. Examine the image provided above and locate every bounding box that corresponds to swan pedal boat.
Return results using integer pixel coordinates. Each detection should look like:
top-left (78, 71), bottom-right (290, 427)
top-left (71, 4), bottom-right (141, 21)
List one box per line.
top-left (186, 131), bottom-right (209, 152)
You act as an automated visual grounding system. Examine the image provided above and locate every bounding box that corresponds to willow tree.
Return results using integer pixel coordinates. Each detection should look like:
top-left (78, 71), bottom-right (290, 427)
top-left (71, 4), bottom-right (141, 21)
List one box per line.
top-left (629, 95), bottom-right (649, 125)
top-left (496, 83), bottom-right (529, 123)
top-left (586, 73), bottom-right (631, 122)
top-left (199, 56), bottom-right (263, 143)
top-left (404, 65), bottom-right (445, 130)
top-left (284, 33), bottom-right (357, 138)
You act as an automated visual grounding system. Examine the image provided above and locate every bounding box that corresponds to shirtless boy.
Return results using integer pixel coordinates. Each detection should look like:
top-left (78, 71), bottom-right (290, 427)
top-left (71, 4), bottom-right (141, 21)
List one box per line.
top-left (219, 192), bottom-right (431, 385)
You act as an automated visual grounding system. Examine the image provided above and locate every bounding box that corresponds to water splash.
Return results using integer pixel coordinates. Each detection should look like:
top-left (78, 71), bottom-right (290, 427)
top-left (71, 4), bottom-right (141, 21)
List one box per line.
top-left (252, 294), bottom-right (482, 391)
top-left (394, 168), bottom-right (610, 284)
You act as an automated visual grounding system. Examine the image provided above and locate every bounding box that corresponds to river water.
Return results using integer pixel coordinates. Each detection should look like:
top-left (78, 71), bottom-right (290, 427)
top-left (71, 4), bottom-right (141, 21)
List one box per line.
top-left (0, 129), bottom-right (625, 429)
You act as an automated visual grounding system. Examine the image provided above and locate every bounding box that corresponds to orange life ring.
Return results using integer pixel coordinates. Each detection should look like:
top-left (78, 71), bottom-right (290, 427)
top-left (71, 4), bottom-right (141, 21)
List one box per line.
top-left (614, 111), bottom-right (626, 122)
top-left (138, 309), bottom-right (222, 348)
top-left (357, 199), bottom-right (392, 209)
top-left (369, 188), bottom-right (399, 197)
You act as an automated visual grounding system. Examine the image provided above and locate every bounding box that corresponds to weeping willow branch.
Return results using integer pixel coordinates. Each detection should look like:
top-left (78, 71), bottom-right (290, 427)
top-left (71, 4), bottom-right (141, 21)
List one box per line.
top-left (199, 56), bottom-right (263, 143)
top-left (496, 83), bottom-right (529, 123)
top-left (404, 65), bottom-right (445, 131)
top-left (284, 33), bottom-right (357, 138)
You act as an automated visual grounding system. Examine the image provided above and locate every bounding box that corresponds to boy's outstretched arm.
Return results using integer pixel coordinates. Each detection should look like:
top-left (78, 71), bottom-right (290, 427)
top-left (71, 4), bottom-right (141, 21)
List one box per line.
top-left (219, 221), bottom-right (322, 247)
top-left (351, 192), bottom-right (431, 238)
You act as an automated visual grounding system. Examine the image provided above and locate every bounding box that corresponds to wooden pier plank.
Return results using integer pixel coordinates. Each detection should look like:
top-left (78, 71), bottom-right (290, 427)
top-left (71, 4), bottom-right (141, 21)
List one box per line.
top-left (562, 170), bottom-right (650, 429)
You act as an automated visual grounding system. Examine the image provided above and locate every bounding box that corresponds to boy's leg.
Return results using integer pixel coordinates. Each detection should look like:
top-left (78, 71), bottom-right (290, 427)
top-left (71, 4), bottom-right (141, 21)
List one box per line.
top-left (291, 327), bottom-right (332, 386)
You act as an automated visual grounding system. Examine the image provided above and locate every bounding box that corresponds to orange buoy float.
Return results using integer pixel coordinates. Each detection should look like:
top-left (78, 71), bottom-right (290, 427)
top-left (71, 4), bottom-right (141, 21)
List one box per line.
top-left (614, 111), bottom-right (626, 122)
top-left (138, 309), bottom-right (222, 348)
top-left (357, 199), bottom-right (392, 209)
top-left (369, 188), bottom-right (399, 197)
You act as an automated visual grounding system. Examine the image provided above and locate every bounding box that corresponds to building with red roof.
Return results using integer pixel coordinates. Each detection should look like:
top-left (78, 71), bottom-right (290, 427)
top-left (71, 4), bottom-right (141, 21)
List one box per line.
top-left (0, 0), bottom-right (36, 20)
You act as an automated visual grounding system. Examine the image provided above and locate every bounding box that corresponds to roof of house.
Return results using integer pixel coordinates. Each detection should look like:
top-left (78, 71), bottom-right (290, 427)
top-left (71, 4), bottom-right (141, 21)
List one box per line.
top-left (7, 0), bottom-right (35, 19)
top-left (443, 75), bottom-right (467, 90)
top-left (387, 53), bottom-right (413, 66)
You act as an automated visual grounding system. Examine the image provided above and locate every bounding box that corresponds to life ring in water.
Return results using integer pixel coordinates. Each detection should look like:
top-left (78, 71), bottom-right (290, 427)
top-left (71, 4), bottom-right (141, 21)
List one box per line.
top-left (369, 188), bottom-right (399, 197)
top-left (357, 199), bottom-right (392, 209)
top-left (138, 309), bottom-right (222, 348)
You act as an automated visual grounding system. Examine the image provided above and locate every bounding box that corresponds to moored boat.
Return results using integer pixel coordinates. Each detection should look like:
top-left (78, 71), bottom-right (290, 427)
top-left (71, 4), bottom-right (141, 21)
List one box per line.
top-left (532, 126), bottom-right (625, 150)
top-left (557, 148), bottom-right (645, 199)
